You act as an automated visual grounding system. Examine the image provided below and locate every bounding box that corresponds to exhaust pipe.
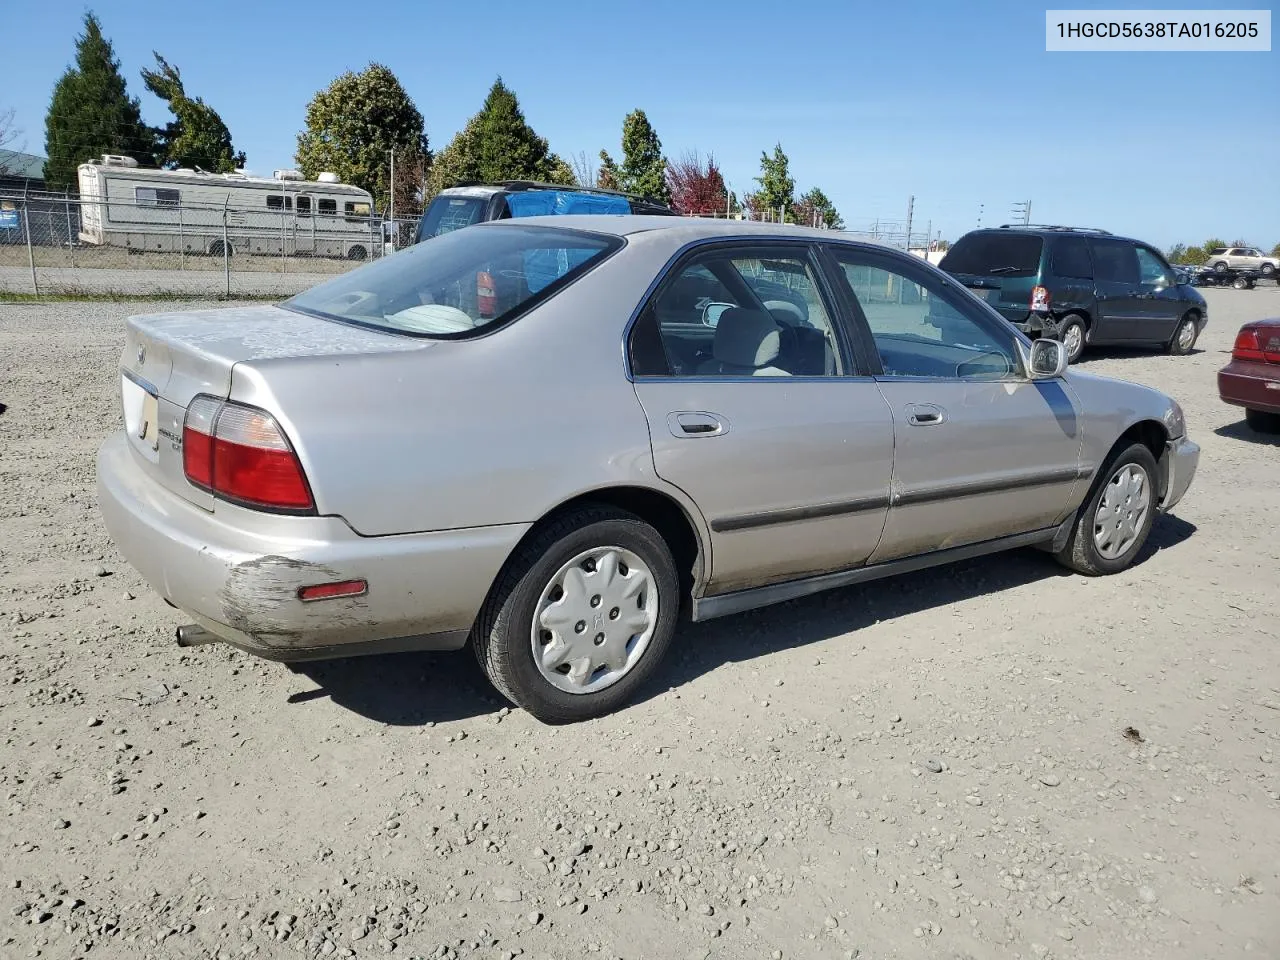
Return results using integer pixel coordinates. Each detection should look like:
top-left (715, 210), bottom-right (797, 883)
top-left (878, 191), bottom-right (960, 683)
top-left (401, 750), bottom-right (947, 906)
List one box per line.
top-left (175, 624), bottom-right (217, 648)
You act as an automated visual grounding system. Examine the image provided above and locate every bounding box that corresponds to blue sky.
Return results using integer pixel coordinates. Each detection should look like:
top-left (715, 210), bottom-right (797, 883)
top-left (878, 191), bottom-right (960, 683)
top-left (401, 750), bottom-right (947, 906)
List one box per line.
top-left (5, 0), bottom-right (1278, 248)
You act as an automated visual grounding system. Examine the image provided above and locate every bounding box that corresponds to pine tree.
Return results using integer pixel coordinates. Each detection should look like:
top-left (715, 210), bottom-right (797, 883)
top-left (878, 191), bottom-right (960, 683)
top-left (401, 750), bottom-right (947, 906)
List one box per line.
top-left (748, 143), bottom-right (796, 221)
top-left (598, 109), bottom-right (670, 204)
top-left (142, 54), bottom-right (244, 172)
top-left (44, 12), bottom-right (153, 190)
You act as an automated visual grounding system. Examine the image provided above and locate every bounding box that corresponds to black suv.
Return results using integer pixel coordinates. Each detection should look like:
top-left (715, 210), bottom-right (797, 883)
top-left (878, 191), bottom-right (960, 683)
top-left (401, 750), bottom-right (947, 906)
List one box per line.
top-left (938, 225), bottom-right (1208, 363)
top-left (414, 181), bottom-right (676, 244)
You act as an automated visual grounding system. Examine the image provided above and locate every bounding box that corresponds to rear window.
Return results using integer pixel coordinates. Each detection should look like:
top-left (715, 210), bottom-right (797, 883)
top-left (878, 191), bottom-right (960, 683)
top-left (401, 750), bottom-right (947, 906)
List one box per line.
top-left (284, 224), bottom-right (621, 338)
top-left (418, 195), bottom-right (489, 240)
top-left (939, 232), bottom-right (1043, 278)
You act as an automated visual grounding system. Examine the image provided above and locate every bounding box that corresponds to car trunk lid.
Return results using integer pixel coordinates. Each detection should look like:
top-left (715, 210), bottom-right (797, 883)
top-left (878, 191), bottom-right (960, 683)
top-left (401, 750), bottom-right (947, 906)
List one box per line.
top-left (118, 304), bottom-right (429, 509)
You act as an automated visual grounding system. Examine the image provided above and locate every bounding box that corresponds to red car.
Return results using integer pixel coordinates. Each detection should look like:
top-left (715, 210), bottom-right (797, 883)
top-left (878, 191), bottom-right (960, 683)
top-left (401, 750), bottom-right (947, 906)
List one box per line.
top-left (1219, 317), bottom-right (1280, 433)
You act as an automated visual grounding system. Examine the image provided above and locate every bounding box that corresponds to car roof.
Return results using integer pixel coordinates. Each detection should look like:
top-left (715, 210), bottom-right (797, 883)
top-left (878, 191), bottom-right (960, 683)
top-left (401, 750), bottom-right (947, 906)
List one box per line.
top-left (958, 226), bottom-right (1154, 248)
top-left (477, 214), bottom-right (898, 248)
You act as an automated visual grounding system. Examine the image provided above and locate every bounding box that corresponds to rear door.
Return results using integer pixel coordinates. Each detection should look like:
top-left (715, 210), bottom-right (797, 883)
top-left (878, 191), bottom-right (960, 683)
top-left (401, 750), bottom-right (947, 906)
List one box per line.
top-left (629, 240), bottom-right (894, 594)
top-left (824, 243), bottom-right (1083, 563)
top-left (1088, 237), bottom-right (1143, 341)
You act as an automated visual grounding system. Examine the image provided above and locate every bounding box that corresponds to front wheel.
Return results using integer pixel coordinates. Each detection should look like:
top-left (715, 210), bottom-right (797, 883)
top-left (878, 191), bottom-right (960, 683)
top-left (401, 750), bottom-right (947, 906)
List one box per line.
top-left (1261, 263), bottom-right (1275, 278)
top-left (1058, 315), bottom-right (1087, 364)
top-left (1213, 261), bottom-right (1229, 274)
top-left (1054, 443), bottom-right (1159, 576)
top-left (1167, 315), bottom-right (1198, 355)
top-left (1245, 408), bottom-right (1280, 434)
top-left (472, 506), bottom-right (679, 723)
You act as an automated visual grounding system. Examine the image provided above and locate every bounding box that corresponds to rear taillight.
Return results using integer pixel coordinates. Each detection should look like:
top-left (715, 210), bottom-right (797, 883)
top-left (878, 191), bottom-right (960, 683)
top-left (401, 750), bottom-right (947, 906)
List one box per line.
top-left (1232, 328), bottom-right (1265, 361)
top-left (182, 396), bottom-right (314, 512)
top-left (477, 271), bottom-right (496, 318)
top-left (1030, 286), bottom-right (1050, 311)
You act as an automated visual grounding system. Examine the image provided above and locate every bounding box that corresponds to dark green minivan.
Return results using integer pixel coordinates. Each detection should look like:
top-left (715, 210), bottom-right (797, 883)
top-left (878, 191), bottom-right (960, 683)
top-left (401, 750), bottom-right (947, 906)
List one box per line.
top-left (939, 225), bottom-right (1207, 363)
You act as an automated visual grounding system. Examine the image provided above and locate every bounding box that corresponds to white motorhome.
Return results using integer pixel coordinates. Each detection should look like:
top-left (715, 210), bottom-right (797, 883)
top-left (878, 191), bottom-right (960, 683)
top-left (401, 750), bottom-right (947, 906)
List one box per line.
top-left (77, 155), bottom-right (378, 260)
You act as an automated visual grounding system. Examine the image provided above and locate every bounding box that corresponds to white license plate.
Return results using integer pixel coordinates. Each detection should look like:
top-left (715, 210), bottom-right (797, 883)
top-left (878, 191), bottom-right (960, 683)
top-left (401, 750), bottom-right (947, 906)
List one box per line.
top-left (121, 375), bottom-right (160, 452)
top-left (968, 287), bottom-right (993, 301)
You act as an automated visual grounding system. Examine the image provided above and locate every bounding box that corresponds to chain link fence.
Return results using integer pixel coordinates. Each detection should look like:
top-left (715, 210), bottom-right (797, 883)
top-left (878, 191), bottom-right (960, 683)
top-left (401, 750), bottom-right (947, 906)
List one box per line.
top-left (1, 190), bottom-right (936, 298)
top-left (0, 191), bottom-right (422, 297)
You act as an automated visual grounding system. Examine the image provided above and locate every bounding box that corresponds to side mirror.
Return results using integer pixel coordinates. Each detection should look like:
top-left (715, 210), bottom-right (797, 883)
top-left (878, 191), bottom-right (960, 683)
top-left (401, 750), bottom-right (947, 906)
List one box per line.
top-left (1174, 270), bottom-right (1190, 285)
top-left (1026, 338), bottom-right (1068, 379)
top-left (702, 302), bottom-right (734, 328)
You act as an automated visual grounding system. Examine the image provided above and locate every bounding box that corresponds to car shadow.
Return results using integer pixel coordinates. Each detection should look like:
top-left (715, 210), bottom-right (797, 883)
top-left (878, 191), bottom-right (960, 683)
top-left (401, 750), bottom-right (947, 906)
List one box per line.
top-left (633, 513), bottom-right (1196, 704)
top-left (288, 515), bottom-right (1197, 725)
top-left (1214, 420), bottom-right (1280, 446)
top-left (1076, 346), bottom-right (1204, 364)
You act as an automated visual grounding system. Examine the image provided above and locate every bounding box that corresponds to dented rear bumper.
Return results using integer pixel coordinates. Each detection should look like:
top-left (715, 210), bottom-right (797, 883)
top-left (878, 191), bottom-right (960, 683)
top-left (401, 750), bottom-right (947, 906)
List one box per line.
top-left (96, 433), bottom-right (528, 661)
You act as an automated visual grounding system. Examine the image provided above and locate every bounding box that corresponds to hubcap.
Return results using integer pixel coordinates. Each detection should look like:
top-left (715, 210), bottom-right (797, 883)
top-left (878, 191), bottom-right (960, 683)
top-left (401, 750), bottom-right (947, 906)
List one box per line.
top-left (1093, 463), bottom-right (1151, 560)
top-left (1178, 320), bottom-right (1195, 349)
top-left (531, 547), bottom-right (657, 695)
top-left (1063, 324), bottom-right (1083, 358)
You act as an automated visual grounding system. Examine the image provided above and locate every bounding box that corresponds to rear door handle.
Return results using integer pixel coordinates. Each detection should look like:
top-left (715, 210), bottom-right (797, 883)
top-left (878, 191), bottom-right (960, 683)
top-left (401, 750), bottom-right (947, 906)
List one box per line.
top-left (668, 411), bottom-right (729, 438)
top-left (905, 403), bottom-right (946, 426)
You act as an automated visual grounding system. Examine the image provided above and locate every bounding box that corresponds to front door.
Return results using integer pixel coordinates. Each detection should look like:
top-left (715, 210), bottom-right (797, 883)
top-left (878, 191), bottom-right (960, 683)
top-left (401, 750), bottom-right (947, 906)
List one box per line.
top-left (1088, 237), bottom-right (1146, 342)
top-left (628, 241), bottom-right (894, 594)
top-left (292, 195), bottom-right (315, 254)
top-left (1133, 244), bottom-right (1184, 344)
top-left (823, 244), bottom-right (1084, 564)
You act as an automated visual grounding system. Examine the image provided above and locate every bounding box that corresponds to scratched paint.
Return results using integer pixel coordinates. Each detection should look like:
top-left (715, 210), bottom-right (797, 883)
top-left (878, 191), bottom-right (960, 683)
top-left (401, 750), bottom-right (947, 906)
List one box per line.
top-left (218, 554), bottom-right (373, 650)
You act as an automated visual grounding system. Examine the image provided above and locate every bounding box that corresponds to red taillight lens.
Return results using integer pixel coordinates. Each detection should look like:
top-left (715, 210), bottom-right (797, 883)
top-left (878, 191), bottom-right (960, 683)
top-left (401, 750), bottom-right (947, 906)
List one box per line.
top-left (1030, 286), bottom-right (1050, 311)
top-left (1233, 328), bottom-right (1264, 361)
top-left (477, 270), bottom-right (496, 318)
top-left (182, 397), bottom-right (314, 512)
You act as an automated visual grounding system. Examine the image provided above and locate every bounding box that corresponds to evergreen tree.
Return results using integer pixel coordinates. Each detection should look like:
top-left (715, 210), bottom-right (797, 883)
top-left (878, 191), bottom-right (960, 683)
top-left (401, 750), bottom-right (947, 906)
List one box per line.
top-left (748, 143), bottom-right (796, 221)
top-left (44, 12), bottom-right (153, 190)
top-left (142, 54), bottom-right (244, 172)
top-left (599, 109), bottom-right (670, 204)
top-left (296, 63), bottom-right (429, 211)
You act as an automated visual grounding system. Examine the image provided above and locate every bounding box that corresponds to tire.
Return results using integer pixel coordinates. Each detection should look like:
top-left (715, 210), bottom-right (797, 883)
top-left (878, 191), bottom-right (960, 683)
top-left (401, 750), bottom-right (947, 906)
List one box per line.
top-left (1054, 442), bottom-right (1159, 576)
top-left (472, 505), bottom-right (679, 724)
top-left (1245, 408), bottom-right (1280, 434)
top-left (1058, 315), bottom-right (1087, 364)
top-left (1261, 264), bottom-right (1275, 278)
top-left (1232, 276), bottom-right (1250, 290)
top-left (1213, 260), bottom-right (1229, 274)
top-left (1166, 314), bottom-right (1198, 355)
top-left (208, 240), bottom-right (231, 258)
top-left (346, 245), bottom-right (368, 262)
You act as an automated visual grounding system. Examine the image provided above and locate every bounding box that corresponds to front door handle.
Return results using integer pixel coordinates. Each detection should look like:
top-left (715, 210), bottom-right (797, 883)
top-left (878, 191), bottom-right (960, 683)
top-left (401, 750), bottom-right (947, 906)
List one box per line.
top-left (905, 403), bottom-right (946, 426)
top-left (668, 411), bottom-right (729, 438)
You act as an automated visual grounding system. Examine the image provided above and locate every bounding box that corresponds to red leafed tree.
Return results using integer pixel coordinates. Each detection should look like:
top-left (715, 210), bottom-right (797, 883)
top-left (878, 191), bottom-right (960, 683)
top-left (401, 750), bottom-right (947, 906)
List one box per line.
top-left (666, 150), bottom-right (732, 216)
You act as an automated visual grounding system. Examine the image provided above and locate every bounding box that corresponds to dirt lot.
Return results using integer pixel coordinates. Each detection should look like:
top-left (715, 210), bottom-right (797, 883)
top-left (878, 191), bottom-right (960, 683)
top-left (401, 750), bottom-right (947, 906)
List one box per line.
top-left (2, 288), bottom-right (1278, 960)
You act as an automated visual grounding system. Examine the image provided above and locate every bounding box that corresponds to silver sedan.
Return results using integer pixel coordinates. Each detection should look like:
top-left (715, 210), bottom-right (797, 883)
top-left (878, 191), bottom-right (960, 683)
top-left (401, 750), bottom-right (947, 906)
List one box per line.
top-left (97, 217), bottom-right (1200, 722)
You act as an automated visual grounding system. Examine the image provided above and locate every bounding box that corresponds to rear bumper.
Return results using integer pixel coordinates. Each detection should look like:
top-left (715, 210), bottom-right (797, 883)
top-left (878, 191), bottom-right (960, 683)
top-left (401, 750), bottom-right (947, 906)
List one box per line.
top-left (96, 433), bottom-right (528, 661)
top-left (1160, 436), bottom-right (1199, 513)
top-left (1218, 361), bottom-right (1280, 415)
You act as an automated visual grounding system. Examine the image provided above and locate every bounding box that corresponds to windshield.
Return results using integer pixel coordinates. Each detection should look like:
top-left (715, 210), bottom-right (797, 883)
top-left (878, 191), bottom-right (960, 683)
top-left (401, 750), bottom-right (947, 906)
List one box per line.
top-left (285, 224), bottom-right (621, 338)
top-left (940, 233), bottom-right (1044, 278)
top-left (417, 194), bottom-right (489, 241)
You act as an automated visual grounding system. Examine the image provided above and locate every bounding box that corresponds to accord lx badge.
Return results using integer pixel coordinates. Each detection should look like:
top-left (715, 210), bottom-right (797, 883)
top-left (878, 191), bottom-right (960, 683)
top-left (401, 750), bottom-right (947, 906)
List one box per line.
top-left (137, 345), bottom-right (146, 365)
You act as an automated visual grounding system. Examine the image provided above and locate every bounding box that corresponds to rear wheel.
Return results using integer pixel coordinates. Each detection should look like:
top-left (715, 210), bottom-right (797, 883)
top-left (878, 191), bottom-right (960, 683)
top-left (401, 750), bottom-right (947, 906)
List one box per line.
top-left (1167, 314), bottom-right (1198, 355)
top-left (208, 239), bottom-right (231, 258)
top-left (1055, 443), bottom-right (1159, 576)
top-left (1245, 408), bottom-right (1280, 434)
top-left (1232, 276), bottom-right (1251, 290)
top-left (472, 506), bottom-right (679, 723)
top-left (1058, 315), bottom-right (1087, 364)
top-left (346, 245), bottom-right (368, 262)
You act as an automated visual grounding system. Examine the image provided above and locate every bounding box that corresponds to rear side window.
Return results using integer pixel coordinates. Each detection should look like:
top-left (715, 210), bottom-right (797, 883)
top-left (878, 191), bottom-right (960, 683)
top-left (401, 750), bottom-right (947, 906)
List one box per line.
top-left (419, 195), bottom-right (489, 239)
top-left (939, 232), bottom-right (1043, 278)
top-left (1090, 238), bottom-right (1140, 284)
top-left (1052, 236), bottom-right (1093, 279)
top-left (285, 224), bottom-right (620, 338)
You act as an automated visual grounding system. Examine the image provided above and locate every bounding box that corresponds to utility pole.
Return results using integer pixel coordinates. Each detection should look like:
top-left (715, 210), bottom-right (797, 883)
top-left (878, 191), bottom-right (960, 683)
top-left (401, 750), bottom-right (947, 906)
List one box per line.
top-left (388, 149), bottom-right (396, 251)
top-left (977, 203), bottom-right (984, 228)
top-left (1011, 200), bottom-right (1032, 225)
top-left (904, 195), bottom-right (914, 252)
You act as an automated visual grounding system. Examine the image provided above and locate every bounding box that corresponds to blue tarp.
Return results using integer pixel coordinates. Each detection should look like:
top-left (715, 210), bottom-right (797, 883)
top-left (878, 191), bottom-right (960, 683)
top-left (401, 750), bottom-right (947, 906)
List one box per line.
top-left (505, 190), bottom-right (631, 218)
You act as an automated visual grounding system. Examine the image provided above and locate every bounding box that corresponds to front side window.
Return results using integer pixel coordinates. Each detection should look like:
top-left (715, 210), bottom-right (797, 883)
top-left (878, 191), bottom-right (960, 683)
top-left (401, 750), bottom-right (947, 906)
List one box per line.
top-left (1090, 238), bottom-right (1140, 284)
top-left (136, 187), bottom-right (180, 207)
top-left (285, 224), bottom-right (619, 338)
top-left (631, 246), bottom-right (841, 378)
top-left (1135, 247), bottom-right (1173, 287)
top-left (831, 249), bottom-right (1017, 380)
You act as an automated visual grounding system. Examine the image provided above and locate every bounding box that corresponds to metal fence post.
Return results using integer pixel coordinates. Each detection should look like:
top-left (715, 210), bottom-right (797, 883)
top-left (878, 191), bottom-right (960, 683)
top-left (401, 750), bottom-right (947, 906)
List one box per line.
top-left (222, 198), bottom-right (230, 298)
top-left (178, 202), bottom-right (185, 271)
top-left (21, 191), bottom-right (38, 296)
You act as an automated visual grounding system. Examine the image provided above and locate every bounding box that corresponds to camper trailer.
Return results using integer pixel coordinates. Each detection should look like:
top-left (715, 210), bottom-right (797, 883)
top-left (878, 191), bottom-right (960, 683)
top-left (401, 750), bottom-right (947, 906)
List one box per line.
top-left (76, 156), bottom-right (378, 260)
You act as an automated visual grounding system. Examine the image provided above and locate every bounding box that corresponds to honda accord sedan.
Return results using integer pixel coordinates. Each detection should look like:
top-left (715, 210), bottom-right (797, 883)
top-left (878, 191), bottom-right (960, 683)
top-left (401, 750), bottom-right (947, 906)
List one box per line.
top-left (97, 217), bottom-right (1200, 722)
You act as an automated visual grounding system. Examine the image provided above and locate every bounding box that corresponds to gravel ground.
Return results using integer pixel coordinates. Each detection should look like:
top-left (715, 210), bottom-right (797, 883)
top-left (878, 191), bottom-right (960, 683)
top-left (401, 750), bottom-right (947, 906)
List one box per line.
top-left (0, 265), bottom-right (337, 298)
top-left (2, 289), bottom-right (1278, 960)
